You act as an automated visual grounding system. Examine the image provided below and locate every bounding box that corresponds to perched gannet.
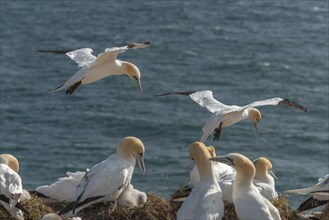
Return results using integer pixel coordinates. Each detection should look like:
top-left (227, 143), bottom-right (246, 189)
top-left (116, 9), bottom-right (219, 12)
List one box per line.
top-left (157, 90), bottom-right (307, 142)
top-left (177, 142), bottom-right (224, 220)
top-left (39, 42), bottom-right (150, 95)
top-left (253, 157), bottom-right (278, 201)
top-left (190, 146), bottom-right (236, 203)
top-left (0, 154), bottom-right (31, 202)
top-left (0, 161), bottom-right (27, 220)
top-left (117, 184), bottom-right (147, 207)
top-left (285, 174), bottom-right (329, 212)
top-left (34, 171), bottom-right (86, 203)
top-left (211, 153), bottom-right (281, 220)
top-left (0, 154), bottom-right (19, 172)
top-left (59, 136), bottom-right (145, 217)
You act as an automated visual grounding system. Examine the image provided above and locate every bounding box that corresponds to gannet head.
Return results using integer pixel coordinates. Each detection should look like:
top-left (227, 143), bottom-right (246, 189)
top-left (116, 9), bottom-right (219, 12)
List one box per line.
top-left (118, 136), bottom-right (145, 174)
top-left (123, 62), bottom-right (143, 94)
top-left (207, 145), bottom-right (216, 157)
top-left (0, 154), bottom-right (19, 173)
top-left (253, 157), bottom-right (278, 181)
top-left (210, 153), bottom-right (255, 180)
top-left (189, 142), bottom-right (213, 178)
top-left (249, 108), bottom-right (262, 133)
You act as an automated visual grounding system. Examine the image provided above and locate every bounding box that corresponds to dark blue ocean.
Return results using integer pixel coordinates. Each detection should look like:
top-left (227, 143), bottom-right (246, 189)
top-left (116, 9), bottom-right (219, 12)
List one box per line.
top-left (1, 1), bottom-right (328, 209)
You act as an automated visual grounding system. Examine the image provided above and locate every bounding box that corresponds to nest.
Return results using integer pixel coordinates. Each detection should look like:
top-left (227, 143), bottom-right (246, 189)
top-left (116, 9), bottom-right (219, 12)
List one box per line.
top-left (0, 188), bottom-right (324, 220)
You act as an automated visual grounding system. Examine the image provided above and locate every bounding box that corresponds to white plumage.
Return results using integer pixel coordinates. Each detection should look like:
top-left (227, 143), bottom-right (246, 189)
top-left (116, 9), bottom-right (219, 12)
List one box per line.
top-left (59, 136), bottom-right (145, 218)
top-left (253, 157), bottom-right (278, 201)
top-left (36, 171), bottom-right (86, 203)
top-left (211, 153), bottom-right (281, 220)
top-left (158, 90), bottom-right (307, 142)
top-left (0, 164), bottom-right (24, 220)
top-left (177, 142), bottom-right (224, 220)
top-left (40, 42), bottom-right (150, 95)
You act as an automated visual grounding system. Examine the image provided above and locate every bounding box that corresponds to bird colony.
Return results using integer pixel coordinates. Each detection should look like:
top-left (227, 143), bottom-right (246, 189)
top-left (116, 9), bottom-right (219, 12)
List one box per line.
top-left (1, 42), bottom-right (328, 220)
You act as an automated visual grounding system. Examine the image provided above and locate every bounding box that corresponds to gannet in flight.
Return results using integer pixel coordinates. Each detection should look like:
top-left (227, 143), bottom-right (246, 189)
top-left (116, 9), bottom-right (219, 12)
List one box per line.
top-left (39, 42), bottom-right (150, 95)
top-left (177, 142), bottom-right (224, 220)
top-left (157, 90), bottom-right (307, 142)
top-left (211, 153), bottom-right (281, 220)
top-left (285, 174), bottom-right (329, 212)
top-left (59, 136), bottom-right (145, 218)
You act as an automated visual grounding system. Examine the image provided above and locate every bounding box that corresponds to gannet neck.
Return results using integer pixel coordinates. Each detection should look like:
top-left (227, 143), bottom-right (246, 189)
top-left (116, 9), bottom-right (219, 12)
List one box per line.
top-left (189, 142), bottom-right (215, 181)
top-left (120, 61), bottom-right (141, 78)
top-left (254, 157), bottom-right (272, 183)
top-left (117, 136), bottom-right (145, 159)
top-left (230, 153), bottom-right (255, 187)
top-left (247, 108), bottom-right (262, 123)
top-left (0, 154), bottom-right (19, 173)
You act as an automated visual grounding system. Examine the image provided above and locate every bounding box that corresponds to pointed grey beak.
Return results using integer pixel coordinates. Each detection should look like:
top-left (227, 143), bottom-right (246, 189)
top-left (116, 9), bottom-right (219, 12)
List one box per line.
top-left (253, 121), bottom-right (259, 133)
top-left (210, 156), bottom-right (234, 166)
top-left (136, 153), bottom-right (145, 174)
top-left (269, 169), bottom-right (278, 181)
top-left (132, 77), bottom-right (143, 94)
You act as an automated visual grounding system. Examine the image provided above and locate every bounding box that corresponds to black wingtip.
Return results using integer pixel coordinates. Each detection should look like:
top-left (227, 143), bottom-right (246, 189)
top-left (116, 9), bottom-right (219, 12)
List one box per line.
top-left (156, 91), bottom-right (197, 97)
top-left (279, 99), bottom-right (308, 112)
top-left (297, 196), bottom-right (328, 213)
top-left (143, 41), bottom-right (150, 45)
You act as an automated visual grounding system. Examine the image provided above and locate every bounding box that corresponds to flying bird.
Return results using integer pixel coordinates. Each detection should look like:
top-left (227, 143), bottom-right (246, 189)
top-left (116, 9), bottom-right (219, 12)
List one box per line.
top-left (39, 42), bottom-right (150, 95)
top-left (157, 90), bottom-right (307, 142)
top-left (285, 174), bottom-right (329, 212)
top-left (59, 136), bottom-right (146, 218)
top-left (211, 153), bottom-right (281, 220)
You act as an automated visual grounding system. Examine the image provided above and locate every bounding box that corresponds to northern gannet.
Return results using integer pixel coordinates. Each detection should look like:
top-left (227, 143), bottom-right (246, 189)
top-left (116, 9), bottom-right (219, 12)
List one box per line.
top-left (177, 142), bottom-right (224, 220)
top-left (285, 174), bottom-right (329, 212)
top-left (253, 157), bottom-right (278, 201)
top-left (59, 136), bottom-right (145, 217)
top-left (157, 90), bottom-right (307, 142)
top-left (39, 42), bottom-right (150, 95)
top-left (211, 153), bottom-right (281, 220)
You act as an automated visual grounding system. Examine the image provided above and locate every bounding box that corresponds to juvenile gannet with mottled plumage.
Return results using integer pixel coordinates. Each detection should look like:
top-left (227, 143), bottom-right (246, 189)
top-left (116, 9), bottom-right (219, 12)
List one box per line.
top-left (211, 153), bottom-right (281, 220)
top-left (177, 142), bottom-right (224, 220)
top-left (59, 136), bottom-right (145, 218)
top-left (285, 174), bottom-right (329, 212)
top-left (0, 154), bottom-right (29, 220)
top-left (253, 157), bottom-right (278, 201)
top-left (190, 146), bottom-right (236, 203)
top-left (157, 90), bottom-right (307, 142)
top-left (39, 42), bottom-right (150, 95)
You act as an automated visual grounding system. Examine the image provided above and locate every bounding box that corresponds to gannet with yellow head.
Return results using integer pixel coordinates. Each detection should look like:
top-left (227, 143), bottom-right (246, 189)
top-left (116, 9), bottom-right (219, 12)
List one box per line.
top-left (0, 154), bottom-right (29, 220)
top-left (59, 136), bottom-right (145, 218)
top-left (157, 90), bottom-right (306, 142)
top-left (211, 153), bottom-right (281, 220)
top-left (177, 142), bottom-right (224, 220)
top-left (253, 157), bottom-right (278, 201)
top-left (189, 146), bottom-right (236, 203)
top-left (39, 42), bottom-right (150, 95)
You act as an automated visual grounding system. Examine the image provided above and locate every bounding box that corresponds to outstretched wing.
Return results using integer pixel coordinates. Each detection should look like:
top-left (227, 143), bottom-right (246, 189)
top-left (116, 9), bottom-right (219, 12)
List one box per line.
top-left (92, 42), bottom-right (150, 67)
top-left (157, 90), bottom-right (227, 113)
top-left (239, 97), bottom-right (307, 112)
top-left (65, 48), bottom-right (97, 68)
top-left (38, 48), bottom-right (96, 68)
